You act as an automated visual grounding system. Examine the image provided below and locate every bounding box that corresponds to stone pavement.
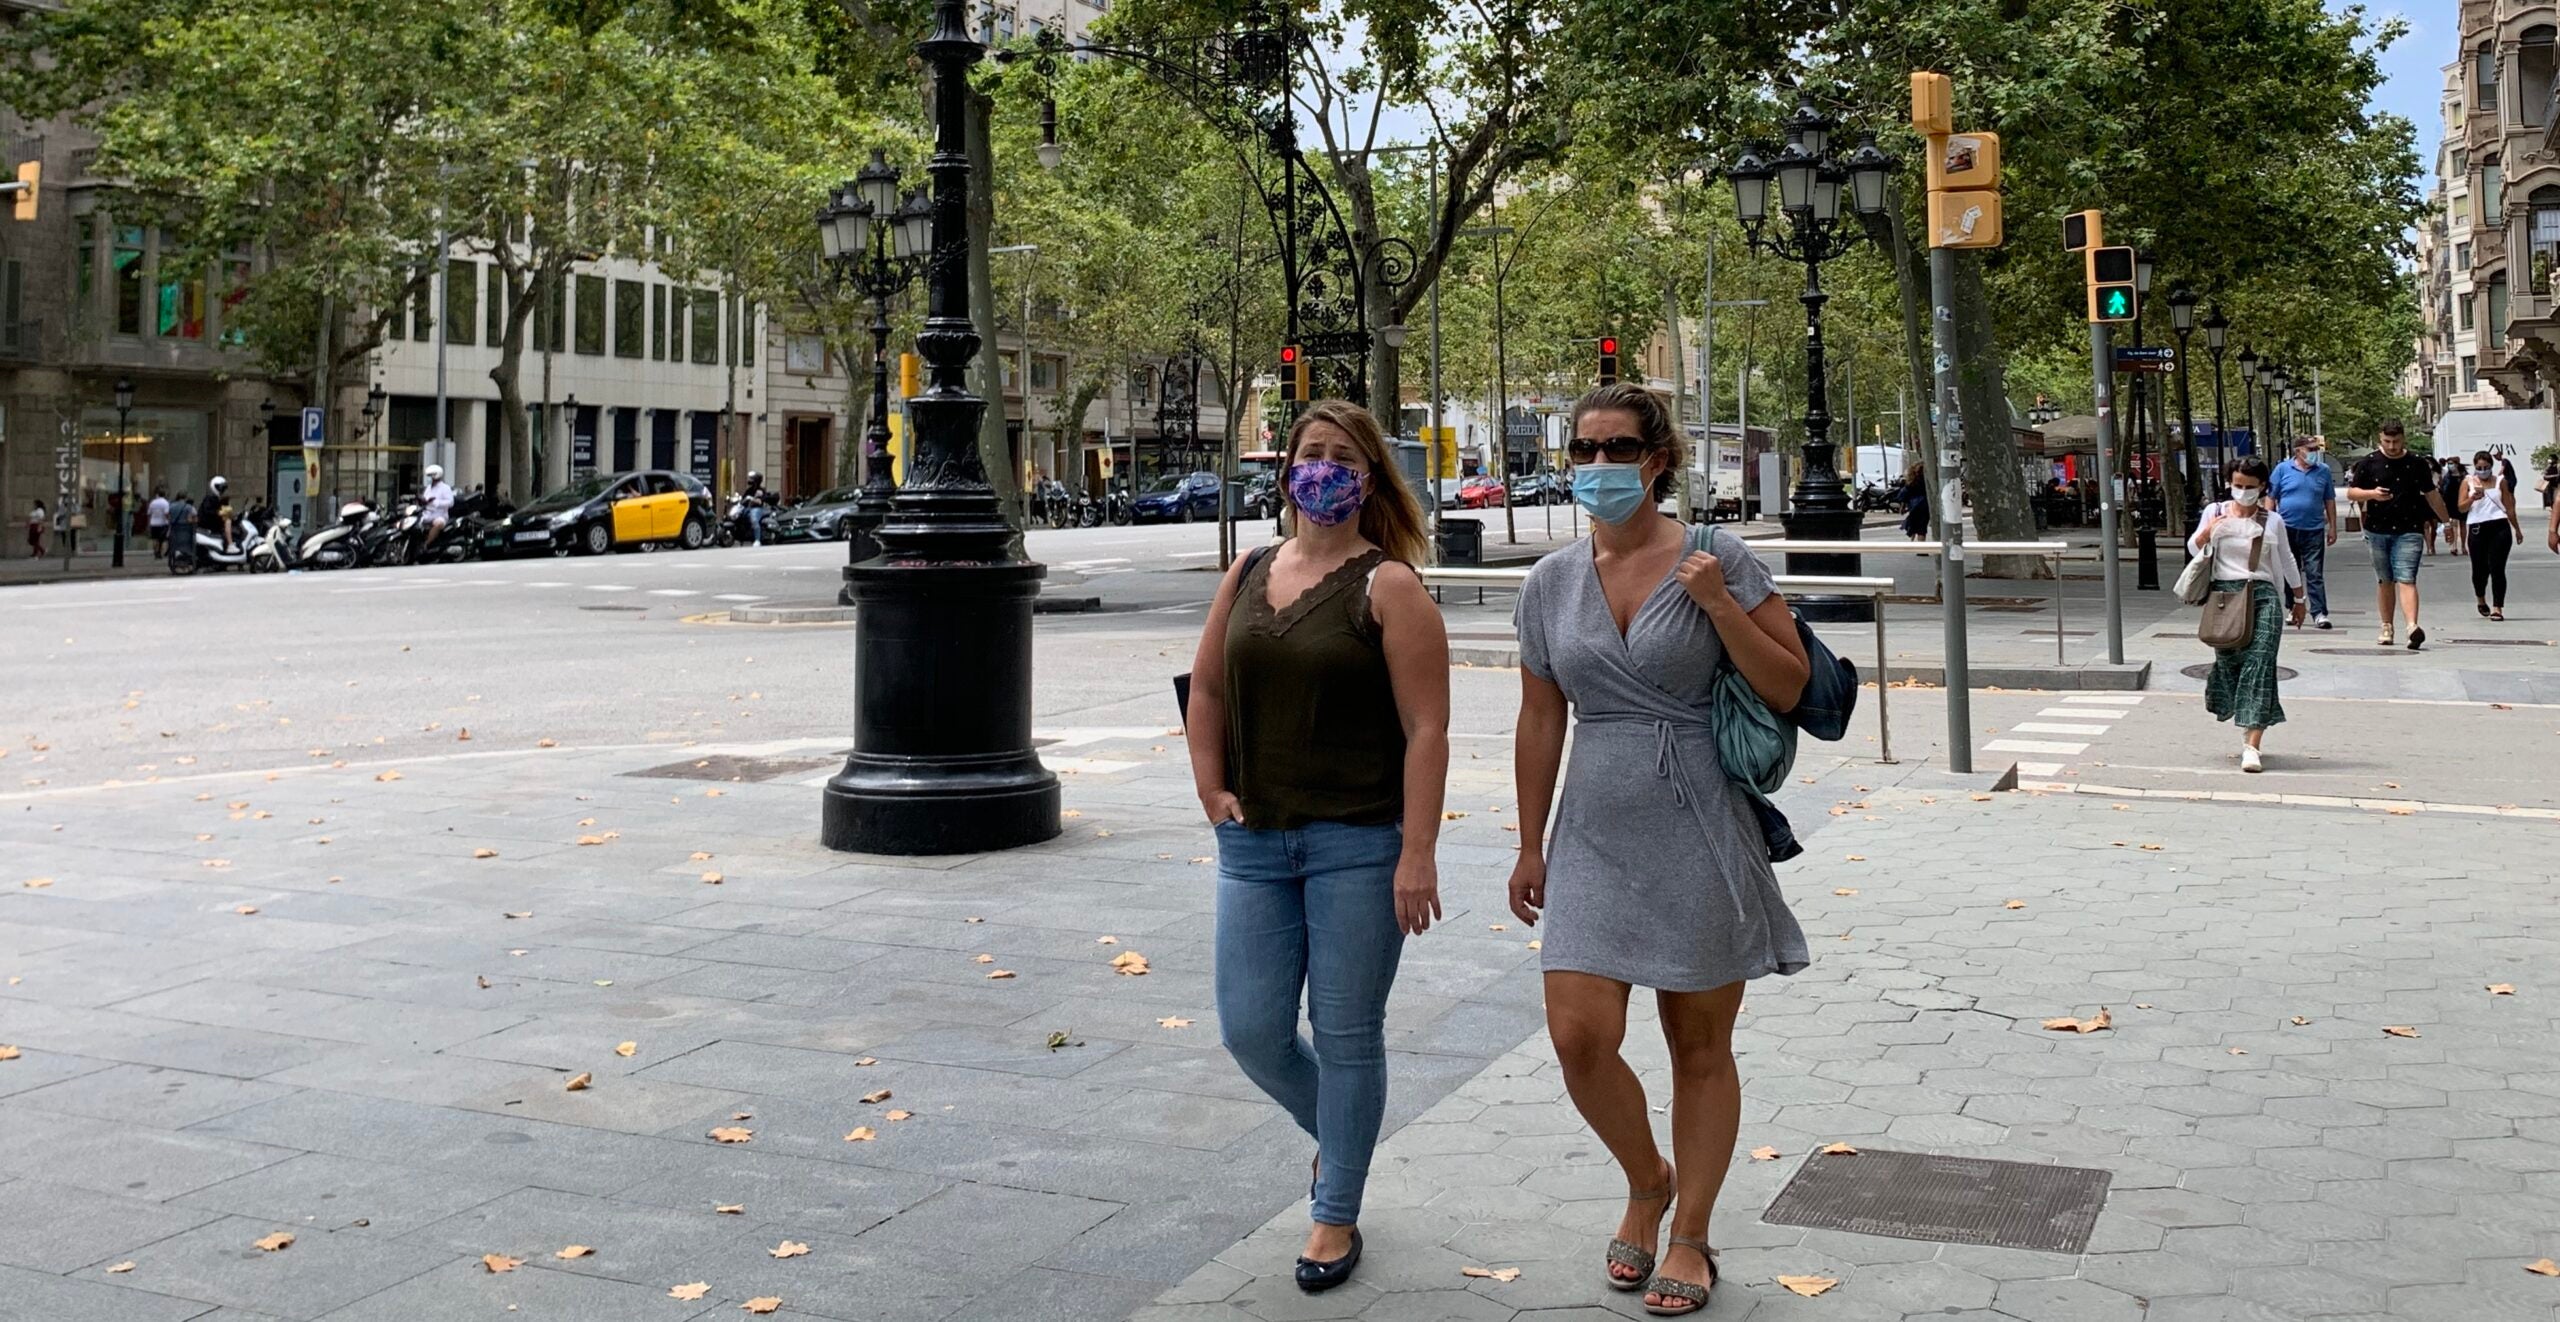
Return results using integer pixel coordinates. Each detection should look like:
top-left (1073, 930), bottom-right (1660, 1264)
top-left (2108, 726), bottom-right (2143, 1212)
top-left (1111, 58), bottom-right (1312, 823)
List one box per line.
top-left (1136, 785), bottom-right (2560, 1322)
top-left (0, 727), bottom-right (1545, 1321)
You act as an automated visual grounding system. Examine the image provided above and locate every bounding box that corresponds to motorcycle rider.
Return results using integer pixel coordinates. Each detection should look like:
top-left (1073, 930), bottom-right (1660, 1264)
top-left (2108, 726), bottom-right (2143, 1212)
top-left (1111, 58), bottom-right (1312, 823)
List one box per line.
top-left (200, 476), bottom-right (237, 550)
top-left (740, 470), bottom-right (775, 545)
top-left (418, 464), bottom-right (456, 556)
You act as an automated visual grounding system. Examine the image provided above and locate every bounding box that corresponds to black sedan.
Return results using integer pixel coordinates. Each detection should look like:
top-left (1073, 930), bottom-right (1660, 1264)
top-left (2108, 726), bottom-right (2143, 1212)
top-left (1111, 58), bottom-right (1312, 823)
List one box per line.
top-left (767, 486), bottom-right (866, 542)
top-left (1131, 471), bottom-right (1222, 524)
top-left (481, 470), bottom-right (715, 557)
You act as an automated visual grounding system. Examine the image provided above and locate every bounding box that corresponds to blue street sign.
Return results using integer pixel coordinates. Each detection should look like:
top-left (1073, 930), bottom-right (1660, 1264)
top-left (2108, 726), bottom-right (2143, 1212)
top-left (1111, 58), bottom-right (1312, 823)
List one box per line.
top-left (300, 406), bottom-right (325, 446)
top-left (2113, 346), bottom-right (2175, 364)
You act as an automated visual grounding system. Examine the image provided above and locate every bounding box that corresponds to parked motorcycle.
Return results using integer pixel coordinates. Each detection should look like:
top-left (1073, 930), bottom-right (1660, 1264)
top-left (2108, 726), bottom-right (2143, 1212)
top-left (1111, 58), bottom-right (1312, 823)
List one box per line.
top-left (402, 492), bottom-right (491, 564)
top-left (297, 502), bottom-right (380, 571)
top-left (1106, 489), bottom-right (1132, 526)
top-left (169, 515), bottom-right (265, 576)
top-left (1854, 479), bottom-right (1902, 514)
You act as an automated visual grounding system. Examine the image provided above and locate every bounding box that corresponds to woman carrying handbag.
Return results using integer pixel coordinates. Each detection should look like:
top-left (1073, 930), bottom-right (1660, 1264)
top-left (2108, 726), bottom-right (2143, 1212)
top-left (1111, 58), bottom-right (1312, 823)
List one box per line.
top-left (2187, 457), bottom-right (2307, 773)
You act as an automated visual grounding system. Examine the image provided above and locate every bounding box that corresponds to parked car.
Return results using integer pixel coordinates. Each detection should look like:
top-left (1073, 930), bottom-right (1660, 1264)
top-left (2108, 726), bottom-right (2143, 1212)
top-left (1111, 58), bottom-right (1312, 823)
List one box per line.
top-left (1509, 472), bottom-right (1566, 506)
top-left (481, 470), bottom-right (715, 557)
top-left (767, 486), bottom-right (867, 542)
top-left (1131, 471), bottom-right (1222, 524)
top-left (1457, 476), bottom-right (1508, 509)
top-left (1240, 474), bottom-right (1279, 520)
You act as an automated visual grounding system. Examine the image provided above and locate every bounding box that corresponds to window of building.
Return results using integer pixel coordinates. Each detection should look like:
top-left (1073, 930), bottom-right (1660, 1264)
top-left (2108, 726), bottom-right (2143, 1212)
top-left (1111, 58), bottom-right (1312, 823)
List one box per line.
top-left (113, 227), bottom-right (144, 335)
top-left (2489, 276), bottom-right (2511, 348)
top-left (2457, 241), bottom-right (2472, 268)
top-left (1031, 355), bottom-right (1061, 391)
top-left (2452, 147), bottom-right (2469, 177)
top-left (2483, 157), bottom-right (2505, 225)
top-left (530, 271), bottom-right (561, 352)
top-left (2480, 42), bottom-right (2502, 112)
top-left (73, 217), bottom-right (94, 322)
top-left (737, 297), bottom-right (753, 367)
top-left (689, 289), bottom-right (718, 365)
top-left (574, 273), bottom-right (605, 355)
top-left (1001, 352), bottom-right (1018, 392)
top-left (445, 259), bottom-right (478, 347)
top-left (650, 285), bottom-right (667, 360)
top-left (486, 263), bottom-right (506, 347)
top-left (2524, 29), bottom-right (2557, 127)
top-left (157, 258), bottom-right (204, 340)
top-left (221, 252), bottom-right (251, 347)
top-left (2531, 191), bottom-right (2560, 293)
top-left (387, 287), bottom-right (405, 341)
top-left (614, 279), bottom-right (644, 358)
top-left (2461, 293), bottom-right (2476, 330)
top-left (2462, 354), bottom-right (2479, 391)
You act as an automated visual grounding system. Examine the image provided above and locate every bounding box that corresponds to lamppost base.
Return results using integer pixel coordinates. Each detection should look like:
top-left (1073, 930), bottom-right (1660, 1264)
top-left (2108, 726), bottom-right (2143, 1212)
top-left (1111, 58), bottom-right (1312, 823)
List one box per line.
top-left (1779, 504), bottom-right (1874, 623)
top-left (838, 497), bottom-right (892, 606)
top-left (822, 555), bottom-right (1060, 856)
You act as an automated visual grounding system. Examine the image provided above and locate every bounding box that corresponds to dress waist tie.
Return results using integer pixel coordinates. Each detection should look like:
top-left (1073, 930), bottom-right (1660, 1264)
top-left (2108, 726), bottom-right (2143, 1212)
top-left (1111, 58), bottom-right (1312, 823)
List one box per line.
top-left (1649, 718), bottom-right (1748, 923)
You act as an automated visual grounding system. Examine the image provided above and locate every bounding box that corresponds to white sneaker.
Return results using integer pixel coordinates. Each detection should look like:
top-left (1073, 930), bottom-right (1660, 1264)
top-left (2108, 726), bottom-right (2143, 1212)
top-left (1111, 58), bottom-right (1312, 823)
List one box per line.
top-left (2314, 614), bottom-right (2331, 630)
top-left (2240, 746), bottom-right (2263, 773)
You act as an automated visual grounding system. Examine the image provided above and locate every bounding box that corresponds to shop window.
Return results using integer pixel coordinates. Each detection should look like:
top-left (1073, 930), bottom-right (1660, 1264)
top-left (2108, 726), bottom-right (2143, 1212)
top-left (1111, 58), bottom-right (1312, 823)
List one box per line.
top-left (73, 217), bottom-right (94, 322)
top-left (445, 259), bottom-right (478, 347)
top-left (614, 279), bottom-right (643, 358)
top-left (651, 285), bottom-right (666, 360)
top-left (575, 273), bottom-right (605, 355)
top-left (689, 288), bottom-right (718, 365)
top-left (114, 227), bottom-right (143, 334)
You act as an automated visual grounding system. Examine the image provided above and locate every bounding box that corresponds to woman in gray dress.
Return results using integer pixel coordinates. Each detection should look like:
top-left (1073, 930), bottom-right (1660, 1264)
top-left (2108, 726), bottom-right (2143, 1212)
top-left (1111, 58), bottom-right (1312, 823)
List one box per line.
top-left (1507, 384), bottom-right (1812, 1316)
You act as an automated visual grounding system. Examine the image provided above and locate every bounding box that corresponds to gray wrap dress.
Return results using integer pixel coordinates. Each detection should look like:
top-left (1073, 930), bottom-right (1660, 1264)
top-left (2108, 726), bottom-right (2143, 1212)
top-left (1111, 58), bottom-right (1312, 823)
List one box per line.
top-left (1516, 528), bottom-right (1812, 991)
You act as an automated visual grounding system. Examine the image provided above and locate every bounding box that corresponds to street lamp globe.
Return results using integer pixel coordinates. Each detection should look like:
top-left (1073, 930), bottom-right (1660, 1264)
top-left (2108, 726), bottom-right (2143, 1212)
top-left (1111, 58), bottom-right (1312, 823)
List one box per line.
top-left (114, 376), bottom-right (134, 412)
top-left (856, 148), bottom-right (900, 217)
top-left (2134, 249), bottom-right (2156, 295)
top-left (2203, 306), bottom-right (2229, 352)
top-left (2270, 366), bottom-right (2290, 394)
top-left (1786, 99), bottom-right (1833, 158)
top-left (833, 185), bottom-right (874, 261)
top-left (893, 191), bottom-right (932, 261)
top-left (1379, 322), bottom-right (1409, 350)
top-left (1809, 164), bottom-right (1844, 225)
top-left (1773, 141), bottom-right (1817, 213)
top-left (1843, 134), bottom-right (1895, 217)
top-left (2236, 345), bottom-right (2257, 378)
top-left (815, 201), bottom-right (845, 261)
top-left (1036, 97), bottom-right (1063, 170)
top-left (2167, 287), bottom-right (2197, 334)
top-left (1725, 146), bottom-right (1773, 230)
top-left (1036, 140), bottom-right (1064, 170)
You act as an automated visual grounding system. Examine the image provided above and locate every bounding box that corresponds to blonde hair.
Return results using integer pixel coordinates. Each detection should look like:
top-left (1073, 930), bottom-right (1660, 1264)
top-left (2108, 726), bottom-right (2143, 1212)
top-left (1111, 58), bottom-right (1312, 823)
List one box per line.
top-left (1570, 383), bottom-right (1687, 500)
top-left (1283, 400), bottom-right (1430, 565)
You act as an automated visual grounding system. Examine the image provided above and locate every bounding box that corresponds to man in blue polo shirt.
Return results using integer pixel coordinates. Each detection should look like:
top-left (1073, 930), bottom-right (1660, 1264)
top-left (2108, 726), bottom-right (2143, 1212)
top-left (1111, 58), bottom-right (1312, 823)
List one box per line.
top-left (2268, 433), bottom-right (2337, 629)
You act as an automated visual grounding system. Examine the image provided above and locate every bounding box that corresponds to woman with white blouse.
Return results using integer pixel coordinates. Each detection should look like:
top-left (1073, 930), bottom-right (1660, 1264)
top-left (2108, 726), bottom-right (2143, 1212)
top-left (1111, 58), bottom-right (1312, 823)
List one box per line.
top-left (2189, 457), bottom-right (2307, 773)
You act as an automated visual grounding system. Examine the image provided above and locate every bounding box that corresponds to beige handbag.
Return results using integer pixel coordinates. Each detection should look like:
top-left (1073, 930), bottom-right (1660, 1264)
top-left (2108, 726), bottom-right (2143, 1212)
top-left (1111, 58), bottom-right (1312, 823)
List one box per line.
top-left (2196, 529), bottom-right (2261, 651)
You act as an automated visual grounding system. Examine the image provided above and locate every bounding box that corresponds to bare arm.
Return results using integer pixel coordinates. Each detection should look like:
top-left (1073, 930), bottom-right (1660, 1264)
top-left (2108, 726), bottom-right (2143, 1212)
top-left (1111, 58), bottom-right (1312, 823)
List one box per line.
top-left (1681, 551), bottom-right (1811, 712)
top-left (1507, 666), bottom-right (1568, 926)
top-left (1369, 562), bottom-right (1451, 934)
top-left (1183, 555), bottom-right (1256, 823)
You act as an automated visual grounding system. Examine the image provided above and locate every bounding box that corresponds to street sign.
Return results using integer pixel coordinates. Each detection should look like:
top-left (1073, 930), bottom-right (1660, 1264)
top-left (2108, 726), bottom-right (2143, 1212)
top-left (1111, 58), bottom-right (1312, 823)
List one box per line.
top-left (2115, 359), bottom-right (2175, 374)
top-left (2114, 346), bottom-right (2174, 363)
top-left (300, 406), bottom-right (326, 447)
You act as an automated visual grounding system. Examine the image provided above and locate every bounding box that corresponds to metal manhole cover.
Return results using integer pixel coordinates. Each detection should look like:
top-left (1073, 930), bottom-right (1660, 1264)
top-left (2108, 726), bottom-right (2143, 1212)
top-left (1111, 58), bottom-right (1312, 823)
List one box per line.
top-left (2181, 663), bottom-right (2298, 681)
top-left (1762, 1149), bottom-right (2111, 1254)
top-left (627, 754), bottom-right (834, 783)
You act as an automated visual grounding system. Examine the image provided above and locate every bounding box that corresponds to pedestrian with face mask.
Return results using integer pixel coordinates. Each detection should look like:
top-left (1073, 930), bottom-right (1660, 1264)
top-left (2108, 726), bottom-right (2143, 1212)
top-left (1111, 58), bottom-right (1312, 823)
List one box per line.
top-left (1183, 399), bottom-right (1448, 1295)
top-left (2190, 457), bottom-right (2307, 772)
top-left (2267, 434), bottom-right (2336, 628)
top-left (2462, 449), bottom-right (2521, 620)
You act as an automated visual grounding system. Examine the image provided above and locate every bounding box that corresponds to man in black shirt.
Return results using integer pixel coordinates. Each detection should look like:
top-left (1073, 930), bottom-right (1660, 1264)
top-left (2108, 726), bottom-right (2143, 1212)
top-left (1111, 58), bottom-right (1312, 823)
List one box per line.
top-left (2346, 421), bottom-right (2451, 651)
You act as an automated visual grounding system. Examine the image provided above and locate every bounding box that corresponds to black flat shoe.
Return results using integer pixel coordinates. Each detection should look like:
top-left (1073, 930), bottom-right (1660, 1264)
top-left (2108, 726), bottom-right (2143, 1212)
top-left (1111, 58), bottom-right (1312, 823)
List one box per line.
top-left (2408, 626), bottom-right (2427, 652)
top-left (1295, 1229), bottom-right (1362, 1293)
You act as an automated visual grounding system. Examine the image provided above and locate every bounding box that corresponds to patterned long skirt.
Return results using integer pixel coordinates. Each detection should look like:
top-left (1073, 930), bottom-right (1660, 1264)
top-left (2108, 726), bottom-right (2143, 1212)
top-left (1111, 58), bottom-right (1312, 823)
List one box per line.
top-left (2204, 580), bottom-right (2286, 731)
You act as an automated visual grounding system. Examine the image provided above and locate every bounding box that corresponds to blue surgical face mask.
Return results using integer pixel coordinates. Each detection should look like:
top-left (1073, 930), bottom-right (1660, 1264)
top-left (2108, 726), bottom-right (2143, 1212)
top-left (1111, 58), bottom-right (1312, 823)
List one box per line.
top-left (1571, 463), bottom-right (1650, 524)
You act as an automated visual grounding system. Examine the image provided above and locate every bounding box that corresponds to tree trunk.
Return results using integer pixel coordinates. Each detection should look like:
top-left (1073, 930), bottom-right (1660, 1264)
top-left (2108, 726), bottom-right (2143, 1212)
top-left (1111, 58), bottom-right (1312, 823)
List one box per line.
top-left (837, 339), bottom-right (869, 488)
top-left (1884, 204), bottom-right (1941, 539)
top-left (1949, 252), bottom-right (2042, 578)
top-left (484, 248), bottom-right (544, 505)
top-left (964, 84), bottom-right (1022, 543)
top-left (1059, 375), bottom-right (1107, 494)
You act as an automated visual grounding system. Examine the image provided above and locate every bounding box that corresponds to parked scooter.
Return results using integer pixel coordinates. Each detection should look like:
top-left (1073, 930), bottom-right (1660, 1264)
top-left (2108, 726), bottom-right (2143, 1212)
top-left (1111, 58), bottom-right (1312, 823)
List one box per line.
top-left (297, 502), bottom-right (380, 571)
top-left (169, 514), bottom-right (262, 576)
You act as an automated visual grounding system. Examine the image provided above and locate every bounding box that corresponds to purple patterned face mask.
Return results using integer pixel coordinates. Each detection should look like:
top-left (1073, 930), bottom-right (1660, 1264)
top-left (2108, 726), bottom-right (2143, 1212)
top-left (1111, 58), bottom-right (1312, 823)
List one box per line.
top-left (1287, 459), bottom-right (1367, 527)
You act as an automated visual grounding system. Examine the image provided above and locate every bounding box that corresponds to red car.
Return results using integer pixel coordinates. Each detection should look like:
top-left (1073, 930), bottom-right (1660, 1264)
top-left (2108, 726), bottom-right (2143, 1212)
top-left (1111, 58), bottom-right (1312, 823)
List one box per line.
top-left (1458, 476), bottom-right (1508, 509)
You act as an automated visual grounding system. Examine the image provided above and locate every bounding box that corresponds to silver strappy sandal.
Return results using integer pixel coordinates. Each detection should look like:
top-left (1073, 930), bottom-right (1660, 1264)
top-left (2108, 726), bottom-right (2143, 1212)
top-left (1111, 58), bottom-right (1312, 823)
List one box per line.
top-left (1640, 1236), bottom-right (1718, 1316)
top-left (1603, 1165), bottom-right (1674, 1292)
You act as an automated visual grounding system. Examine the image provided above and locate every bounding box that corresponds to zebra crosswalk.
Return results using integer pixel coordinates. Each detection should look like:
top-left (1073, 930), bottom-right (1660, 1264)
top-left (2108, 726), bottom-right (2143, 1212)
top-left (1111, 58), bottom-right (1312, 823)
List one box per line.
top-left (1987, 693), bottom-right (2145, 780)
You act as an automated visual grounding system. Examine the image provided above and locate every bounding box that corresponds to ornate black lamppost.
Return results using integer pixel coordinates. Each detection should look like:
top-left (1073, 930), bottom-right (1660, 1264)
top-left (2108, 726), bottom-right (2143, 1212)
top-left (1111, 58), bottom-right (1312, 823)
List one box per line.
top-left (2270, 366), bottom-right (2291, 449)
top-left (1723, 102), bottom-right (1895, 621)
top-left (2168, 287), bottom-right (2200, 527)
top-left (2251, 358), bottom-right (2274, 458)
top-left (2202, 307), bottom-right (2230, 487)
top-left (817, 148), bottom-right (933, 588)
top-left (110, 375), bottom-right (133, 567)
top-left (2128, 250), bottom-right (2160, 591)
top-left (822, 0), bottom-right (1060, 856)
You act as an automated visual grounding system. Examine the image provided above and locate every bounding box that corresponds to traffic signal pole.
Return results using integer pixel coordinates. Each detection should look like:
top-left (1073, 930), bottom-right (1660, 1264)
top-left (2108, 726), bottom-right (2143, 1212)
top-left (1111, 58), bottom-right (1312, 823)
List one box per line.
top-left (1927, 240), bottom-right (1972, 775)
top-left (2090, 319), bottom-right (2125, 664)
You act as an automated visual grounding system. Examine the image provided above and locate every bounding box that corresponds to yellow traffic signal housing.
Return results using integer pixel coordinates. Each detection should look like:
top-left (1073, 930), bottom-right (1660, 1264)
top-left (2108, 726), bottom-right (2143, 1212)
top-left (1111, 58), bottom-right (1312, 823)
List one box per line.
top-left (9, 160), bottom-right (35, 222)
top-left (2086, 245), bottom-right (2138, 322)
top-left (1910, 72), bottom-right (1952, 137)
top-left (1926, 133), bottom-right (1998, 192)
top-left (1928, 191), bottom-right (2004, 249)
top-left (898, 351), bottom-right (921, 398)
top-left (2062, 209), bottom-right (2103, 253)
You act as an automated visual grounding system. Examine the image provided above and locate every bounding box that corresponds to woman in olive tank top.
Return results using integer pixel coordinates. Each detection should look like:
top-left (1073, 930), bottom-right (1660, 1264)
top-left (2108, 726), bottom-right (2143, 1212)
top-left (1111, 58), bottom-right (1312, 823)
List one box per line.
top-left (1184, 401), bottom-right (1449, 1294)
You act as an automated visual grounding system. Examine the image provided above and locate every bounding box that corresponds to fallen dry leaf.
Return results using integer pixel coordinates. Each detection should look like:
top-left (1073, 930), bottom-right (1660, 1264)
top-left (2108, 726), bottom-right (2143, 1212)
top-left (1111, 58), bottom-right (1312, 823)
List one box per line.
top-left (616, 1042), bottom-right (638, 1058)
top-left (564, 1073), bottom-right (592, 1092)
top-left (769, 1241), bottom-right (810, 1259)
top-left (1442, 810), bottom-right (1468, 820)
top-left (669, 1282), bottom-right (711, 1301)
top-left (2043, 1007), bottom-right (2113, 1034)
top-left (375, 771), bottom-right (402, 783)
top-left (1750, 1146), bottom-right (1781, 1161)
top-left (963, 916), bottom-right (984, 924)
top-left (476, 976), bottom-right (491, 990)
top-left (2228, 1047), bottom-right (2249, 1056)
top-left (1777, 1274), bottom-right (1838, 1297)
top-left (1818, 1142), bottom-right (1857, 1156)
top-left (690, 851), bottom-right (714, 861)
top-left (1110, 951), bottom-right (1151, 976)
top-left (715, 1204), bottom-right (745, 1215)
top-left (1844, 855), bottom-right (1866, 862)
top-left (538, 738), bottom-right (558, 749)
top-left (987, 969), bottom-right (1015, 980)
top-left (253, 1232), bottom-right (294, 1252)
top-left (2528, 1258), bottom-right (2560, 1276)
top-left (1061, 809), bottom-right (1083, 819)
top-left (1096, 935), bottom-right (1118, 945)
top-left (884, 1109), bottom-right (913, 1122)
top-left (854, 1057), bottom-right (877, 1066)
top-left (1459, 1265), bottom-right (1522, 1282)
top-left (743, 1300), bottom-right (782, 1316)
top-left (2290, 1016), bottom-right (2310, 1026)
top-left (105, 1262), bottom-right (134, 1274)
top-left (2134, 1003), bottom-right (2155, 1010)
top-left (708, 1126), bottom-right (753, 1143)
top-left (472, 848), bottom-right (498, 859)
top-left (701, 872), bottom-right (723, 884)
top-left (1158, 1016), bottom-right (1194, 1029)
top-left (2383, 1025), bottom-right (2420, 1038)
top-left (576, 835), bottom-right (607, 846)
top-left (555, 1245), bottom-right (593, 1259)
top-left (234, 905), bottom-right (258, 915)
top-left (1833, 888), bottom-right (1858, 896)
top-left (2139, 843), bottom-right (2163, 852)
top-left (0, 1046), bottom-right (20, 1062)
top-left (2489, 984), bottom-right (2517, 996)
top-left (503, 911), bottom-right (532, 920)
top-left (2005, 900), bottom-right (2027, 909)
top-left (973, 954), bottom-right (995, 964)
top-left (1969, 793), bottom-right (1993, 802)
top-left (844, 1126), bottom-right (877, 1142)
top-left (482, 1254), bottom-right (521, 1274)
top-left (20, 878), bottom-right (53, 889)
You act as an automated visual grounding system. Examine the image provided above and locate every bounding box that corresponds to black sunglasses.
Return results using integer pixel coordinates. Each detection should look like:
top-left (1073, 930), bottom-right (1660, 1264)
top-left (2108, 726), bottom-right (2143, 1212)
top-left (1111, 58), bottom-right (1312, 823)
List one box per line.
top-left (1567, 436), bottom-right (1657, 464)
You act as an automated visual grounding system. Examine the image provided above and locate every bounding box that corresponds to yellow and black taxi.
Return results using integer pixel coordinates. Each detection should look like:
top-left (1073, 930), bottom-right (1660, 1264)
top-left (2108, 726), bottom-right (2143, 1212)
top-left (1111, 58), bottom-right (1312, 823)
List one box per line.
top-left (482, 470), bottom-right (716, 557)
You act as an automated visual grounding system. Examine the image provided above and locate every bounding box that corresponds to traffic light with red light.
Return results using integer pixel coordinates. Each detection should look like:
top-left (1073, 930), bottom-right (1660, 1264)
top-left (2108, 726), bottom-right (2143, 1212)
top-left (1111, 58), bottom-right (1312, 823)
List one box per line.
top-left (1278, 345), bottom-right (1308, 404)
top-left (1596, 335), bottom-right (1619, 386)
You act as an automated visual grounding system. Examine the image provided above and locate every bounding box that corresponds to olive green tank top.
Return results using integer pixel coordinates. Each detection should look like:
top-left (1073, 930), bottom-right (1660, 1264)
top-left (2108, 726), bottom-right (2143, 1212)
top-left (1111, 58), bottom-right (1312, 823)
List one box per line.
top-left (1222, 547), bottom-right (1405, 831)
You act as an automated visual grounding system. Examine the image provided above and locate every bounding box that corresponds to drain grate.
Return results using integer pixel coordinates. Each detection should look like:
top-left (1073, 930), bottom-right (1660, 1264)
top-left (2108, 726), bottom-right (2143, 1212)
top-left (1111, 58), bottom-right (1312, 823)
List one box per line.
top-left (1762, 1148), bottom-right (2111, 1254)
top-left (579, 604), bottom-right (650, 613)
top-left (2446, 637), bottom-right (2553, 646)
top-left (626, 754), bottom-right (835, 783)
top-left (2182, 663), bottom-right (2298, 681)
